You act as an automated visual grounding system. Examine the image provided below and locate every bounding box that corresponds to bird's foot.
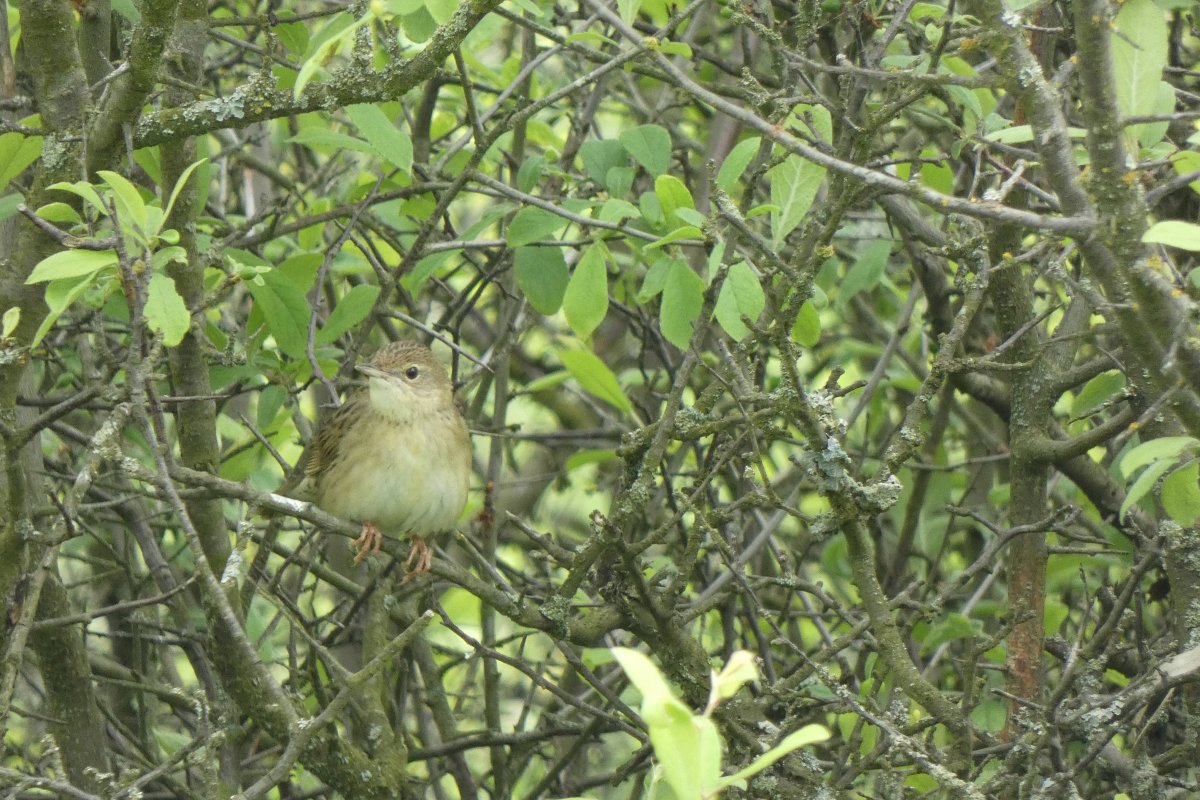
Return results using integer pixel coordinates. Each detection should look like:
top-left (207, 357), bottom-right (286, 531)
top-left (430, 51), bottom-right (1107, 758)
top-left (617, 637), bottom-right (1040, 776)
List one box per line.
top-left (404, 535), bottom-right (432, 577)
top-left (352, 522), bottom-right (383, 564)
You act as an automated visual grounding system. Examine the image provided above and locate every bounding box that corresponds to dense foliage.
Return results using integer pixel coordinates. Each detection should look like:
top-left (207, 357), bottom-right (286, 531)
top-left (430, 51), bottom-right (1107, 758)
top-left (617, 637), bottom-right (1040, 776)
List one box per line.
top-left (3, 0), bottom-right (1200, 797)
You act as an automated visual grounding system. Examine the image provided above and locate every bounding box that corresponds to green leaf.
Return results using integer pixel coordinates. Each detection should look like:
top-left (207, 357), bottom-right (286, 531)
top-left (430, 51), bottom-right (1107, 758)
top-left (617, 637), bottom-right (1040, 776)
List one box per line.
top-left (598, 198), bottom-right (640, 224)
top-left (716, 137), bottom-right (761, 194)
top-left (644, 225), bottom-right (703, 251)
top-left (563, 244), bottom-right (610, 339)
top-left (1161, 462), bottom-right (1200, 526)
top-left (791, 300), bottom-right (820, 346)
top-left (294, 12), bottom-right (366, 98)
top-left (288, 128), bottom-right (376, 155)
top-left (920, 613), bottom-right (983, 654)
top-left (257, 384), bottom-right (287, 431)
top-left (659, 40), bottom-right (692, 58)
top-left (346, 104), bottom-right (414, 174)
top-left (606, 166), bottom-right (635, 197)
top-left (1120, 457), bottom-right (1175, 521)
top-left (697, 715), bottom-right (722, 797)
top-left (47, 179), bottom-right (107, 212)
top-left (647, 698), bottom-right (702, 800)
top-left (2, 306), bottom-right (20, 339)
top-left (31, 273), bottom-right (101, 348)
top-left (1119, 436), bottom-right (1200, 478)
top-left (426, 0), bottom-right (457, 24)
top-left (317, 284), bottom-right (381, 344)
top-left (837, 241), bottom-right (891, 306)
top-left (638, 257), bottom-right (676, 303)
top-left (0, 132), bottom-right (43, 189)
top-left (26, 249), bottom-right (119, 284)
top-left (769, 155), bottom-right (825, 247)
top-left (712, 651), bottom-right (758, 702)
top-left (713, 262), bottom-right (765, 340)
top-left (244, 268), bottom-right (311, 359)
top-left (619, 124), bottom-right (672, 177)
top-left (985, 125), bottom-right (1086, 144)
top-left (580, 139), bottom-right (627, 186)
top-left (507, 207), bottom-right (569, 246)
top-left (97, 170), bottom-right (149, 236)
top-left (162, 158), bottom-right (208, 228)
top-left (660, 260), bottom-right (705, 349)
top-left (790, 103), bottom-right (833, 143)
top-left (1143, 220), bottom-right (1200, 251)
top-left (1112, 0), bottom-right (1168, 123)
top-left (717, 725), bottom-right (830, 789)
top-left (514, 246), bottom-right (569, 314)
top-left (34, 202), bottom-right (82, 226)
top-left (611, 647), bottom-right (700, 800)
top-left (144, 273), bottom-right (190, 347)
top-left (654, 175), bottom-right (694, 224)
top-left (516, 155), bottom-right (547, 193)
top-left (617, 0), bottom-right (643, 26)
top-left (559, 349), bottom-right (632, 414)
top-left (1071, 370), bottom-right (1125, 418)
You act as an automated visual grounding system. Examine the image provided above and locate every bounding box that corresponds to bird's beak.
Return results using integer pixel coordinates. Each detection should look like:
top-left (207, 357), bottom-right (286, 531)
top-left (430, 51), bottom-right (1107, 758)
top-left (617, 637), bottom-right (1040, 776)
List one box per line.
top-left (356, 364), bottom-right (386, 379)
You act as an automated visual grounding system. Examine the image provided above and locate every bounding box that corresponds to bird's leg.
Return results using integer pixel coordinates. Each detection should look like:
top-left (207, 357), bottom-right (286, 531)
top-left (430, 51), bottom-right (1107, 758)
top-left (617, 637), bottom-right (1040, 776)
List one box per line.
top-left (352, 522), bottom-right (383, 563)
top-left (405, 535), bottom-right (432, 576)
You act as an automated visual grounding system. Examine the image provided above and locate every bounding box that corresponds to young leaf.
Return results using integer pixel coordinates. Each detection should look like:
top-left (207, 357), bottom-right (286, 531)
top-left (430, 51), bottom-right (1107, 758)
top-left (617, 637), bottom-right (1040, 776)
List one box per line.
top-left (711, 650), bottom-right (758, 703)
top-left (660, 260), bottom-right (705, 349)
top-left (26, 250), bottom-right (119, 284)
top-left (716, 725), bottom-right (832, 789)
top-left (144, 273), bottom-right (190, 347)
top-left (97, 170), bottom-right (150, 235)
top-left (31, 273), bottom-right (102, 348)
top-left (619, 124), bottom-right (672, 177)
top-left (563, 244), bottom-right (610, 339)
top-left (163, 158), bottom-right (209, 227)
top-left (514, 246), bottom-right (569, 315)
top-left (559, 349), bottom-right (632, 414)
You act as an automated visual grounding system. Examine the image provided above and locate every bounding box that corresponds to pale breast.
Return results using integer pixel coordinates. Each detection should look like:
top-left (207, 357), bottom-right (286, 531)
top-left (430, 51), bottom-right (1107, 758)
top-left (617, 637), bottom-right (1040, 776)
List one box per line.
top-left (316, 408), bottom-right (470, 535)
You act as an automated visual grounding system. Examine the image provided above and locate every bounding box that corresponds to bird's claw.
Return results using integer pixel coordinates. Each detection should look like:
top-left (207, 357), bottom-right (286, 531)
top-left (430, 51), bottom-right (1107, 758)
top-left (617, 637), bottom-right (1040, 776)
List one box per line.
top-left (352, 522), bottom-right (383, 564)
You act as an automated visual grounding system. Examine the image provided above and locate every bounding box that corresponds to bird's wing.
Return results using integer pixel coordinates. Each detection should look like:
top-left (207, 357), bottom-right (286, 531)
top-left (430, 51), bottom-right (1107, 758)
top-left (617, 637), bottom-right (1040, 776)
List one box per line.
top-left (277, 394), bottom-right (362, 501)
top-left (306, 394), bottom-right (362, 478)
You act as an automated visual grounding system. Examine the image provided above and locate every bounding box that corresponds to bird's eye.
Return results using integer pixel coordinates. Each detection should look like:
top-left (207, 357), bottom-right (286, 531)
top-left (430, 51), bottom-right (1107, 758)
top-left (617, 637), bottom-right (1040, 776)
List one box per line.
top-left (405, 366), bottom-right (421, 380)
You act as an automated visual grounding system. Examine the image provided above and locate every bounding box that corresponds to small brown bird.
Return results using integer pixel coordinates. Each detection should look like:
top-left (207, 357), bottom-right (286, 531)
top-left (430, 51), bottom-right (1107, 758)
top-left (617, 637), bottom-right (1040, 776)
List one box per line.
top-left (283, 341), bottom-right (471, 572)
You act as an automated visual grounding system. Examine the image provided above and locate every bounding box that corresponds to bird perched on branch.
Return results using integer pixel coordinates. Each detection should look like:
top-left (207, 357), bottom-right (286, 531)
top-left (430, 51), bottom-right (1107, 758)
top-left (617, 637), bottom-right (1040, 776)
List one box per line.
top-left (281, 341), bottom-right (471, 573)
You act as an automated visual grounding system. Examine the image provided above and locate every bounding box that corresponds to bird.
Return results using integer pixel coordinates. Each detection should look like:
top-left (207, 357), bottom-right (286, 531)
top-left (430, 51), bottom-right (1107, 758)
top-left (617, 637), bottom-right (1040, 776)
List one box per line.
top-left (280, 341), bottom-right (471, 573)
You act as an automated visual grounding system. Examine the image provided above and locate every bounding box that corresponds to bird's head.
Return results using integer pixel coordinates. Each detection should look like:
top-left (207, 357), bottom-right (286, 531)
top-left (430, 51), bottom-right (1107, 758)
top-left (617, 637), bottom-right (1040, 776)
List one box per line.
top-left (356, 341), bottom-right (454, 422)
